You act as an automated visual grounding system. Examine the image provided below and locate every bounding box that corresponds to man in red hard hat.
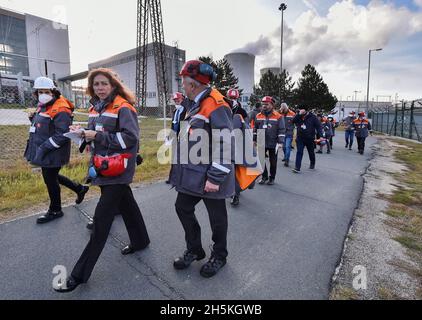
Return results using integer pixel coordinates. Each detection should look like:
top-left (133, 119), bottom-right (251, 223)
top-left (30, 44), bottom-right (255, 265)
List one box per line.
top-left (170, 60), bottom-right (234, 278)
top-left (226, 88), bottom-right (248, 122)
top-left (353, 112), bottom-right (372, 155)
top-left (253, 96), bottom-right (285, 185)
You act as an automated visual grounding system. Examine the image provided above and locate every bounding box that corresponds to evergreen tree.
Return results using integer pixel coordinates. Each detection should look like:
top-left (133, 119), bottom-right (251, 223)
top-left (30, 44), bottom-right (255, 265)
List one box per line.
top-left (254, 70), bottom-right (295, 108)
top-left (197, 56), bottom-right (241, 97)
top-left (293, 64), bottom-right (337, 112)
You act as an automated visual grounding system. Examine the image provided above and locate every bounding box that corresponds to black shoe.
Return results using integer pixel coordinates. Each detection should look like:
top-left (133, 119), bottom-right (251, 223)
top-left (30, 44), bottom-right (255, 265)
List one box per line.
top-left (200, 255), bottom-right (227, 278)
top-left (327, 150), bottom-right (331, 154)
top-left (54, 276), bottom-right (82, 293)
top-left (267, 178), bottom-right (275, 185)
top-left (230, 195), bottom-right (240, 206)
top-left (309, 164), bottom-right (315, 170)
top-left (121, 245), bottom-right (136, 255)
top-left (76, 186), bottom-right (89, 205)
top-left (258, 178), bottom-right (268, 185)
top-left (292, 168), bottom-right (300, 174)
top-left (345, 144), bottom-right (348, 148)
top-left (248, 182), bottom-right (255, 190)
top-left (349, 147), bottom-right (352, 150)
top-left (165, 180), bottom-right (171, 185)
top-left (36, 210), bottom-right (64, 224)
top-left (360, 150), bottom-right (364, 155)
top-left (173, 250), bottom-right (206, 270)
top-left (316, 150), bottom-right (323, 154)
top-left (284, 160), bottom-right (289, 167)
top-left (86, 221), bottom-right (94, 230)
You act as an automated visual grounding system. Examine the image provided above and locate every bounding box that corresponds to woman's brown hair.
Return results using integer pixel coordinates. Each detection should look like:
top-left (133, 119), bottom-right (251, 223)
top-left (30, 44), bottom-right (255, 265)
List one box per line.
top-left (86, 68), bottom-right (136, 105)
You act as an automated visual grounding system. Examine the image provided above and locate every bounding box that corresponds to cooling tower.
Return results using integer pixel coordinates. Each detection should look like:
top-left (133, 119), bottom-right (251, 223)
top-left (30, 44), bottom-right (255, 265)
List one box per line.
top-left (224, 52), bottom-right (255, 101)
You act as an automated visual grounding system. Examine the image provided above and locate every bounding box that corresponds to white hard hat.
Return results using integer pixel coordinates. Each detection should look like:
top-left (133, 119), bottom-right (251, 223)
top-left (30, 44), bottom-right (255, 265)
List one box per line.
top-left (34, 77), bottom-right (56, 90)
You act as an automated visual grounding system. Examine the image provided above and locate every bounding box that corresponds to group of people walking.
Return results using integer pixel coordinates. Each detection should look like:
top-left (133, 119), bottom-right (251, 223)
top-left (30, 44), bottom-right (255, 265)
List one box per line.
top-left (24, 59), bottom-right (373, 293)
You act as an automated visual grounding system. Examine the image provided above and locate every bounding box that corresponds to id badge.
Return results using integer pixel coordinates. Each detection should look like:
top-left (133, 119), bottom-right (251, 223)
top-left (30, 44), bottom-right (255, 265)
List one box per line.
top-left (263, 124), bottom-right (268, 129)
top-left (95, 124), bottom-right (104, 132)
top-left (29, 126), bottom-right (36, 133)
top-left (301, 124), bottom-right (307, 130)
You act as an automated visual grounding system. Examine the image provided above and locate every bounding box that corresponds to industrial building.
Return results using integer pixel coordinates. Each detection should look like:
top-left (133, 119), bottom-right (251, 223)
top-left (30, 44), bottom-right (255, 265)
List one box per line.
top-left (224, 52), bottom-right (255, 107)
top-left (88, 43), bottom-right (185, 108)
top-left (334, 100), bottom-right (392, 122)
top-left (0, 7), bottom-right (71, 104)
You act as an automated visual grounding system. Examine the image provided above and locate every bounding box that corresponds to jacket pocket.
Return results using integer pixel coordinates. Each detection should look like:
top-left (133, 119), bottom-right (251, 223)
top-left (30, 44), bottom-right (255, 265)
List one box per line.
top-left (180, 165), bottom-right (207, 195)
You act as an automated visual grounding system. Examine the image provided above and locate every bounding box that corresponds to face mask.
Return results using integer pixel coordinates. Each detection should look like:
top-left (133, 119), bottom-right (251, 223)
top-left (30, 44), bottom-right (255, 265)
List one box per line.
top-left (39, 94), bottom-right (53, 105)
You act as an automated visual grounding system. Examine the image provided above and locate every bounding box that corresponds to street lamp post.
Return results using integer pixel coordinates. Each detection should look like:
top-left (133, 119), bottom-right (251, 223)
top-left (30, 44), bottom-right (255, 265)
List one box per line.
top-left (279, 3), bottom-right (287, 102)
top-left (366, 48), bottom-right (382, 113)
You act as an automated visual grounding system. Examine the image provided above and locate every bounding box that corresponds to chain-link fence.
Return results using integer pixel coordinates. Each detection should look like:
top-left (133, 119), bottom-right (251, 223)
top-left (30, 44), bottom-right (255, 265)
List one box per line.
top-left (370, 99), bottom-right (422, 142)
top-left (0, 79), bottom-right (169, 169)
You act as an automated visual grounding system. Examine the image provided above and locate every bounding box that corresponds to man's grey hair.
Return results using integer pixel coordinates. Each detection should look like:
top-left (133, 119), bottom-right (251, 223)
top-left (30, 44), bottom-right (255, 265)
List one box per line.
top-left (184, 76), bottom-right (208, 89)
top-left (280, 103), bottom-right (289, 111)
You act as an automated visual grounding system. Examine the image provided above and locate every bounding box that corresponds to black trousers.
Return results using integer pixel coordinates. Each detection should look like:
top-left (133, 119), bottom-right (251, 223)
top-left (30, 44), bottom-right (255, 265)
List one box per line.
top-left (262, 148), bottom-right (278, 180)
top-left (357, 137), bottom-right (366, 152)
top-left (175, 192), bottom-right (228, 259)
top-left (71, 184), bottom-right (150, 283)
top-left (41, 167), bottom-right (82, 212)
top-left (295, 138), bottom-right (316, 171)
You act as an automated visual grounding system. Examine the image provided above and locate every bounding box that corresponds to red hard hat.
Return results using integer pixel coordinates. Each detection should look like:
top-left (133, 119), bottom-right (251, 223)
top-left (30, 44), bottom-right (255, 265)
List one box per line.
top-left (93, 153), bottom-right (132, 177)
top-left (173, 92), bottom-right (184, 101)
top-left (262, 96), bottom-right (275, 104)
top-left (179, 60), bottom-right (216, 85)
top-left (227, 89), bottom-right (240, 99)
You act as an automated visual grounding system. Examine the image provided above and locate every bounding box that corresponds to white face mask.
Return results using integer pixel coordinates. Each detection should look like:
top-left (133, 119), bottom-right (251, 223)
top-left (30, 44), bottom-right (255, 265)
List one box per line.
top-left (39, 93), bottom-right (53, 105)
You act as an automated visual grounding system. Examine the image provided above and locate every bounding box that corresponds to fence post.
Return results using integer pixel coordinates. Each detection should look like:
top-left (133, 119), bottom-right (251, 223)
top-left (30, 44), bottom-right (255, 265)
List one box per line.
top-left (409, 101), bottom-right (414, 140)
top-left (401, 101), bottom-right (405, 137)
top-left (387, 106), bottom-right (390, 135)
top-left (381, 110), bottom-right (384, 133)
top-left (394, 104), bottom-right (398, 136)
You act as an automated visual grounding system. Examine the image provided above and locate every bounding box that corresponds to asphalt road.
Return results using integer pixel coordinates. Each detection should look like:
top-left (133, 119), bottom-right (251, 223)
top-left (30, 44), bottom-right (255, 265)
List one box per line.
top-left (0, 137), bottom-right (376, 300)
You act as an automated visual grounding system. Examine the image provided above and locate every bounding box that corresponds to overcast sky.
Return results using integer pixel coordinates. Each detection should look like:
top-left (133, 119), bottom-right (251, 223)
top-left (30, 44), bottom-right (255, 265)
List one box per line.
top-left (1, 0), bottom-right (421, 101)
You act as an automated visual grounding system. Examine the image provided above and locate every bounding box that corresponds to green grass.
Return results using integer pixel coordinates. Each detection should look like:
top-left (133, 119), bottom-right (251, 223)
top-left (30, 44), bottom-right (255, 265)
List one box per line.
top-left (383, 138), bottom-right (422, 295)
top-left (0, 104), bottom-right (28, 109)
top-left (0, 118), bottom-right (170, 221)
top-left (394, 236), bottom-right (422, 252)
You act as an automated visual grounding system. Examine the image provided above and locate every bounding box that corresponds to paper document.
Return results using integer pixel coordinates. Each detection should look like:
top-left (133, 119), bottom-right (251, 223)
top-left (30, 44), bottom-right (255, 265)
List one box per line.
top-left (64, 129), bottom-right (85, 145)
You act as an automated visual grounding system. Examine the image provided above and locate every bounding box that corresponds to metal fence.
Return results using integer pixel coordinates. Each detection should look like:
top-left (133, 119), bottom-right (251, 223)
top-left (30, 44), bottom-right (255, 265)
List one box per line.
top-left (0, 81), bottom-right (168, 169)
top-left (370, 99), bottom-right (422, 142)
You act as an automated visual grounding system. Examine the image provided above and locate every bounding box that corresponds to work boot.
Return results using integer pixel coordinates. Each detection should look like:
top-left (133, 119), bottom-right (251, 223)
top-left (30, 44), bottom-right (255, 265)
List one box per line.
top-left (54, 276), bottom-right (82, 293)
top-left (76, 186), bottom-right (89, 205)
top-left (173, 250), bottom-right (206, 270)
top-left (316, 150), bottom-right (323, 154)
top-left (230, 195), bottom-right (240, 206)
top-left (258, 178), bottom-right (268, 185)
top-left (267, 178), bottom-right (275, 186)
top-left (349, 146), bottom-right (352, 150)
top-left (86, 221), bottom-right (94, 230)
top-left (327, 150), bottom-right (331, 154)
top-left (200, 254), bottom-right (227, 278)
top-left (36, 210), bottom-right (64, 224)
top-left (345, 143), bottom-right (348, 148)
top-left (309, 164), bottom-right (315, 170)
top-left (284, 160), bottom-right (289, 167)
